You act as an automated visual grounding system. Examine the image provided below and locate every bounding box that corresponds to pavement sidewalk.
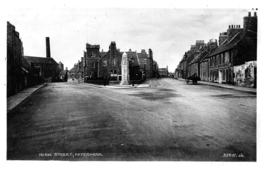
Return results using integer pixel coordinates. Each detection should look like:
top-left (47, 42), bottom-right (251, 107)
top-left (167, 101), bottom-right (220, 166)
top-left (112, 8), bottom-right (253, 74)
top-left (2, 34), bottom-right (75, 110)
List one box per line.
top-left (176, 78), bottom-right (256, 94)
top-left (7, 84), bottom-right (46, 114)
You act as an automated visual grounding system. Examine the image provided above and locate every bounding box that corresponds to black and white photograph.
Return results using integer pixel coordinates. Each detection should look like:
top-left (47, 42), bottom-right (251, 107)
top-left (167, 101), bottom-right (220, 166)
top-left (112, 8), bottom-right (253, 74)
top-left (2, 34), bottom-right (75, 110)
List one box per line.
top-left (2, 0), bottom-right (266, 169)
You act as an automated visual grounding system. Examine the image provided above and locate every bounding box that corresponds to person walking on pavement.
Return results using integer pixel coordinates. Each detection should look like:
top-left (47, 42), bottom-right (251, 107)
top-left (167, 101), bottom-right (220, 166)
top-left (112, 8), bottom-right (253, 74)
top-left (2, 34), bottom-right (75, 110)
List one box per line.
top-left (103, 77), bottom-right (106, 86)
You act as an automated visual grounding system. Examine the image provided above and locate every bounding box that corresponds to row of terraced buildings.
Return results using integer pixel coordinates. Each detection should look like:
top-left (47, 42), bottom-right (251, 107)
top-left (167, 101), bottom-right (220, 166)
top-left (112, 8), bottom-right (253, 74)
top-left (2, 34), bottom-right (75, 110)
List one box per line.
top-left (175, 11), bottom-right (257, 88)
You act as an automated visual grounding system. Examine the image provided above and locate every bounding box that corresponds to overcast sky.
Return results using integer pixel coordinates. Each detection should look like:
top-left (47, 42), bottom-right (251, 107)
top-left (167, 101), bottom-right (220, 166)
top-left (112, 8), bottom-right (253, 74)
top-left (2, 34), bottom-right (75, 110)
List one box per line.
top-left (4, 4), bottom-right (255, 72)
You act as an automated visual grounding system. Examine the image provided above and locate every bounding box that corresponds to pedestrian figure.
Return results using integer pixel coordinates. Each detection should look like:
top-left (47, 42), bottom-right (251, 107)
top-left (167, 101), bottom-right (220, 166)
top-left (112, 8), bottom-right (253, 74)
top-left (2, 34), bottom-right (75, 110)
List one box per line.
top-left (103, 77), bottom-right (106, 86)
top-left (132, 80), bottom-right (134, 86)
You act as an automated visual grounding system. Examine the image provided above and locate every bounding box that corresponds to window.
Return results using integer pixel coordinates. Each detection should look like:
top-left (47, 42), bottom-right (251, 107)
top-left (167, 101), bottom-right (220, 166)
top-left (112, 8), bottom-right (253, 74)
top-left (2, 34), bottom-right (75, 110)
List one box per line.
top-left (225, 51), bottom-right (229, 63)
top-left (217, 55), bottom-right (220, 65)
top-left (91, 52), bottom-right (96, 57)
top-left (112, 59), bottom-right (116, 66)
top-left (92, 62), bottom-right (95, 68)
top-left (103, 60), bottom-right (107, 66)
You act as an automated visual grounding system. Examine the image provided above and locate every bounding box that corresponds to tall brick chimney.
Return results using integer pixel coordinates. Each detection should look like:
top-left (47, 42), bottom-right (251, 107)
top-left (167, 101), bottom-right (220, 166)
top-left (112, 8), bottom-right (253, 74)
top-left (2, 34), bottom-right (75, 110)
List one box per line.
top-left (227, 24), bottom-right (243, 42)
top-left (46, 37), bottom-right (51, 58)
top-left (243, 11), bottom-right (257, 37)
top-left (219, 32), bottom-right (227, 46)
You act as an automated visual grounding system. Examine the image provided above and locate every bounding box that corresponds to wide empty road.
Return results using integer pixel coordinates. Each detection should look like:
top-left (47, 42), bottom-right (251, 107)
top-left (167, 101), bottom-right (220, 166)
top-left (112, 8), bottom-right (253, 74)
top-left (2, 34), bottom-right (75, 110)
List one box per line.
top-left (7, 78), bottom-right (256, 161)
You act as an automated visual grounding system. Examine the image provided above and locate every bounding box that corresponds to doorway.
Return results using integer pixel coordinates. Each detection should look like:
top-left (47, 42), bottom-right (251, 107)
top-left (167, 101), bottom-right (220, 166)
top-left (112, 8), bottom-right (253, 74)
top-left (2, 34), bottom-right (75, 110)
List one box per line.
top-left (219, 70), bottom-right (223, 83)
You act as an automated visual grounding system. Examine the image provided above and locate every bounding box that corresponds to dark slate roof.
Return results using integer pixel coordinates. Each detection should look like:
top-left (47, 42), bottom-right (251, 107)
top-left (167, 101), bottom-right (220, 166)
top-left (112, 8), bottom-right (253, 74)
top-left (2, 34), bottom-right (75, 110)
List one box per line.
top-left (199, 48), bottom-right (217, 62)
top-left (24, 56), bottom-right (58, 65)
top-left (99, 49), bottom-right (121, 60)
top-left (195, 51), bottom-right (209, 63)
top-left (186, 50), bottom-right (200, 65)
top-left (209, 33), bottom-right (243, 57)
top-left (99, 52), bottom-right (106, 57)
top-left (188, 52), bottom-right (202, 65)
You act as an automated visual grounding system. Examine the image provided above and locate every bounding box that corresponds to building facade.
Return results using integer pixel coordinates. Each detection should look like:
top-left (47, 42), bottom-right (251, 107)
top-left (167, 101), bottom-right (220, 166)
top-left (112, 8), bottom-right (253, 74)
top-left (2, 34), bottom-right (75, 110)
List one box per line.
top-left (7, 22), bottom-right (32, 97)
top-left (24, 37), bottom-right (60, 82)
top-left (158, 66), bottom-right (168, 77)
top-left (74, 41), bottom-right (158, 82)
top-left (99, 42), bottom-right (122, 78)
top-left (176, 11), bottom-right (257, 88)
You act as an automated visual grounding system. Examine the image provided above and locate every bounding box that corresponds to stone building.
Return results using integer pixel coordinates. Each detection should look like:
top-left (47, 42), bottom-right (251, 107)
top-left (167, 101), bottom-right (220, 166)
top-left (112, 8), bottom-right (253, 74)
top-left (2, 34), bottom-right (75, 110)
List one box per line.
top-left (176, 11), bottom-right (257, 88)
top-left (79, 41), bottom-right (157, 82)
top-left (136, 49), bottom-right (154, 78)
top-left (98, 42), bottom-right (123, 78)
top-left (24, 37), bottom-right (60, 82)
top-left (69, 63), bottom-right (79, 79)
top-left (7, 22), bottom-right (32, 97)
top-left (84, 44), bottom-right (102, 79)
top-left (187, 39), bottom-right (218, 80)
top-left (127, 49), bottom-right (141, 80)
top-left (207, 11), bottom-right (257, 86)
top-left (158, 66), bottom-right (168, 77)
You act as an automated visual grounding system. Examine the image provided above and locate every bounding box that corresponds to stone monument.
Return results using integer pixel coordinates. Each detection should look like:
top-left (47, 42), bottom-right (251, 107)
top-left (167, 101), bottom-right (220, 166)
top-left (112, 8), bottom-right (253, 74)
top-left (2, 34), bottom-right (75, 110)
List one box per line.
top-left (120, 52), bottom-right (129, 85)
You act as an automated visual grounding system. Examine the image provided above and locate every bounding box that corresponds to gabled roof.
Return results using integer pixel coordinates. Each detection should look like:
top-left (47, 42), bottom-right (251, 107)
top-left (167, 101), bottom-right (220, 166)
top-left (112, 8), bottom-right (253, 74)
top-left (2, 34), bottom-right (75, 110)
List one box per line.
top-left (24, 56), bottom-right (58, 65)
top-left (195, 51), bottom-right (209, 63)
top-left (99, 49), bottom-right (121, 60)
top-left (199, 48), bottom-right (217, 62)
top-left (209, 33), bottom-right (243, 57)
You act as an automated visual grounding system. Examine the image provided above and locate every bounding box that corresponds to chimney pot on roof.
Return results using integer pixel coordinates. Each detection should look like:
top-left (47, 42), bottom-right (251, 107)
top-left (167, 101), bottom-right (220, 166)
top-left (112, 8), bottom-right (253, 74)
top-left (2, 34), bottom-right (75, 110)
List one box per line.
top-left (248, 12), bottom-right (251, 17)
top-left (229, 25), bottom-right (230, 29)
top-left (254, 12), bottom-right (257, 17)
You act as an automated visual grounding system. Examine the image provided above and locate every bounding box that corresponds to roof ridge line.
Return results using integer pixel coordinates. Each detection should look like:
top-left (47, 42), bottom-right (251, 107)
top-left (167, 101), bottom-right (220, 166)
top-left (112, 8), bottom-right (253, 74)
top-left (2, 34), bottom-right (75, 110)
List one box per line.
top-left (228, 32), bottom-right (240, 44)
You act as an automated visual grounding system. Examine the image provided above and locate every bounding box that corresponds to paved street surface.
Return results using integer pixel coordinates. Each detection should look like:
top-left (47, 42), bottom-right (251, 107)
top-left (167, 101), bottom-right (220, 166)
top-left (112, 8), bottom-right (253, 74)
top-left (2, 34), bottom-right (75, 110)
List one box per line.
top-left (7, 78), bottom-right (256, 161)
